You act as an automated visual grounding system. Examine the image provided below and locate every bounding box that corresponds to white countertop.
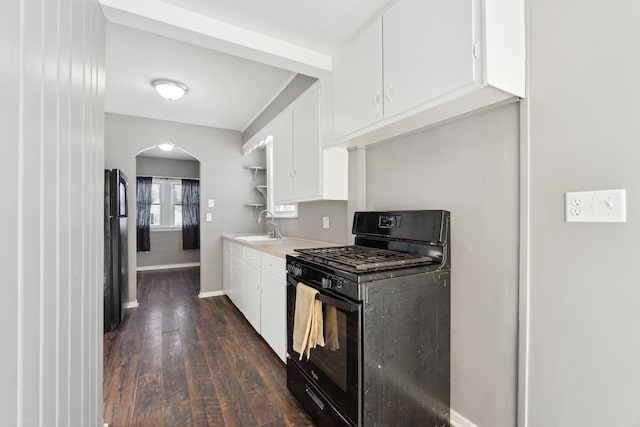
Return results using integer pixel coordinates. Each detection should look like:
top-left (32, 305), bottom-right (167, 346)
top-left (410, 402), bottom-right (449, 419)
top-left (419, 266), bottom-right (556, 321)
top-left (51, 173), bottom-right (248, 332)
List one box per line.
top-left (223, 233), bottom-right (339, 258)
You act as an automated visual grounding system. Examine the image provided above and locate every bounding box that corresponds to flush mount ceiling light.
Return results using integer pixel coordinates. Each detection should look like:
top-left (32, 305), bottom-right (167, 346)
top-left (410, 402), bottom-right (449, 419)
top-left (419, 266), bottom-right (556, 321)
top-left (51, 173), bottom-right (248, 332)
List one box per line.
top-left (158, 142), bottom-right (175, 152)
top-left (151, 79), bottom-right (188, 101)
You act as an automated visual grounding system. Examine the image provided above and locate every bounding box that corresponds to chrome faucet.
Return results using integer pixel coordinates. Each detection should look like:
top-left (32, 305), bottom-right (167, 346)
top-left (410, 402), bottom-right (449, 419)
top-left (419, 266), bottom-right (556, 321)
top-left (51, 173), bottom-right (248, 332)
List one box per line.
top-left (257, 209), bottom-right (282, 239)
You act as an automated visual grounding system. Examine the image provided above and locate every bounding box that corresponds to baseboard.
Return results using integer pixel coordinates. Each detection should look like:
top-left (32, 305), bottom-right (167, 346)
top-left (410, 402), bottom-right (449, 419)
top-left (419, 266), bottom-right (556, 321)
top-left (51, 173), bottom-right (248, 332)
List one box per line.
top-left (136, 262), bottom-right (200, 272)
top-left (451, 409), bottom-right (478, 427)
top-left (123, 301), bottom-right (139, 309)
top-left (198, 290), bottom-right (225, 299)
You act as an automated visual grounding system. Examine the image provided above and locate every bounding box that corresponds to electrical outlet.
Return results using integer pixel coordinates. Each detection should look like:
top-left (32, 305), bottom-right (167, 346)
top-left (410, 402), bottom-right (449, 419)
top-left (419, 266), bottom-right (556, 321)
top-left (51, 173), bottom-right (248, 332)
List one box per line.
top-left (565, 189), bottom-right (626, 223)
top-left (206, 213), bottom-right (212, 222)
top-left (323, 216), bottom-right (330, 229)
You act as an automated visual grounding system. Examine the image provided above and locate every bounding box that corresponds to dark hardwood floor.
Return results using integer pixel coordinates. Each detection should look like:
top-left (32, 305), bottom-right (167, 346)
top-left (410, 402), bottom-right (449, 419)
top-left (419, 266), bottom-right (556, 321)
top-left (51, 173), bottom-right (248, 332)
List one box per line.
top-left (103, 267), bottom-right (315, 427)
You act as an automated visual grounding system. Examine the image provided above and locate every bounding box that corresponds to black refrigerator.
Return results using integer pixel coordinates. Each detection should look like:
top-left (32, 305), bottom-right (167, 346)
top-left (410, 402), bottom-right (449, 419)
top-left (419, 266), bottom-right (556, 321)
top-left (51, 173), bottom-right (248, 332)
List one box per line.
top-left (104, 169), bottom-right (128, 333)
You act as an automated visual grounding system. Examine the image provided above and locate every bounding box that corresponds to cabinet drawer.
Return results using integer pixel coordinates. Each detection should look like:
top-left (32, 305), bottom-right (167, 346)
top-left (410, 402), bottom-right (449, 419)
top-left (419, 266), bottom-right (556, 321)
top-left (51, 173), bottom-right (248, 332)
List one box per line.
top-left (231, 243), bottom-right (243, 258)
top-left (244, 247), bottom-right (262, 267)
top-left (261, 254), bottom-right (285, 277)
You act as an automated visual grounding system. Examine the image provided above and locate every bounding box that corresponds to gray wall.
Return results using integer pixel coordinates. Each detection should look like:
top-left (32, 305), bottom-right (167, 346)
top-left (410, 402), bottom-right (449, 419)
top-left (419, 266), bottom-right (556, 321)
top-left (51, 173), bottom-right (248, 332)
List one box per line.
top-left (243, 74), bottom-right (317, 143)
top-left (105, 113), bottom-right (264, 301)
top-left (137, 230), bottom-right (200, 267)
top-left (525, 1), bottom-right (640, 425)
top-left (1, 0), bottom-right (105, 425)
top-left (278, 200), bottom-right (350, 244)
top-left (137, 156), bottom-right (199, 178)
top-left (136, 156), bottom-right (200, 268)
top-left (362, 103), bottom-right (520, 427)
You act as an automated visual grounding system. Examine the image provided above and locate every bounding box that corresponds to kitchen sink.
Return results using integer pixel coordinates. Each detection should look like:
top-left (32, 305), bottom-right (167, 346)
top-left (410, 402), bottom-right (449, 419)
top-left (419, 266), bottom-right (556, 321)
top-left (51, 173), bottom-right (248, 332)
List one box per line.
top-left (236, 235), bottom-right (285, 242)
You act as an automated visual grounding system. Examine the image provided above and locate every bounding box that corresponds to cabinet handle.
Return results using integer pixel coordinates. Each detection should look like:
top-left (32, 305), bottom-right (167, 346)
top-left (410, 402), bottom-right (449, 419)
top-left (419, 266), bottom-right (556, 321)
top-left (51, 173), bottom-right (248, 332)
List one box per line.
top-left (385, 82), bottom-right (394, 105)
top-left (373, 89), bottom-right (382, 111)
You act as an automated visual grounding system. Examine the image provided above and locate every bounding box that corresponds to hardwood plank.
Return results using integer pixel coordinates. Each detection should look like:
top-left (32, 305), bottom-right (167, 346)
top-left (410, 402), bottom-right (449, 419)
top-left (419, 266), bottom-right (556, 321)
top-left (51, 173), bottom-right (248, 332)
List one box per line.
top-left (162, 330), bottom-right (194, 427)
top-left (221, 334), bottom-right (282, 425)
top-left (203, 345), bottom-right (259, 427)
top-left (183, 341), bottom-right (224, 427)
top-left (131, 313), bottom-right (164, 425)
top-left (103, 352), bottom-right (140, 426)
top-left (130, 373), bottom-right (163, 426)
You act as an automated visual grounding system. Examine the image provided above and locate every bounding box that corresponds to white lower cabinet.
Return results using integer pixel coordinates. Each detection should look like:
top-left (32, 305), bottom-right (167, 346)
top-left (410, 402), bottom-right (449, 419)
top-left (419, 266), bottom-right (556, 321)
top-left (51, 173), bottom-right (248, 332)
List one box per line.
top-left (230, 255), bottom-right (244, 311)
top-left (260, 254), bottom-right (287, 362)
top-left (243, 248), bottom-right (262, 333)
top-left (222, 241), bottom-right (232, 297)
top-left (223, 239), bottom-right (287, 362)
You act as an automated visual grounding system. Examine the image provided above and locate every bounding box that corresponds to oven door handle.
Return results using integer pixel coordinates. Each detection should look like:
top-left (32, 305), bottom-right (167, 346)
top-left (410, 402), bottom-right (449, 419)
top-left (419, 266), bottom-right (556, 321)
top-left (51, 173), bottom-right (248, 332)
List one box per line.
top-left (291, 281), bottom-right (359, 313)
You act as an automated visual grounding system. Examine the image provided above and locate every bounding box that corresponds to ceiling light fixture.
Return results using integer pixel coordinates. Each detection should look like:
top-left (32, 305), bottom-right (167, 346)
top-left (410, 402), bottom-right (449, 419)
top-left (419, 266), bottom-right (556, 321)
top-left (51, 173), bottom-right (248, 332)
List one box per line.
top-left (158, 142), bottom-right (175, 152)
top-left (152, 79), bottom-right (188, 101)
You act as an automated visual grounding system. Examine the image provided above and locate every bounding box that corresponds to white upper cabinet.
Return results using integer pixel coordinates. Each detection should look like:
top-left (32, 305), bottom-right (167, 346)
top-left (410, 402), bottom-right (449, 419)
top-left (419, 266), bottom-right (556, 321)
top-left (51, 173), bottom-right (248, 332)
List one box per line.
top-left (272, 82), bottom-right (348, 204)
top-left (383, 0), bottom-right (474, 117)
top-left (332, 18), bottom-right (383, 139)
top-left (291, 85), bottom-right (322, 200)
top-left (271, 110), bottom-right (294, 203)
top-left (330, 0), bottom-right (525, 147)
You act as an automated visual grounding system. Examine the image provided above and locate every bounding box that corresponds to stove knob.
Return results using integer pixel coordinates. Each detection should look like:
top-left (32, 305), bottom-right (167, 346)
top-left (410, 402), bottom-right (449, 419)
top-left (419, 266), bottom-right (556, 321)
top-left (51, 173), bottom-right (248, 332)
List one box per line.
top-left (321, 277), bottom-right (331, 288)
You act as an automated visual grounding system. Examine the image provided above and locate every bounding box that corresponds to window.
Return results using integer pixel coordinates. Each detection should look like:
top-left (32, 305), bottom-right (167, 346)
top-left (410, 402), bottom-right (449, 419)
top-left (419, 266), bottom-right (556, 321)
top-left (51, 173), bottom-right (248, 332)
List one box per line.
top-left (150, 179), bottom-right (183, 227)
top-left (150, 182), bottom-right (162, 226)
top-left (171, 182), bottom-right (182, 226)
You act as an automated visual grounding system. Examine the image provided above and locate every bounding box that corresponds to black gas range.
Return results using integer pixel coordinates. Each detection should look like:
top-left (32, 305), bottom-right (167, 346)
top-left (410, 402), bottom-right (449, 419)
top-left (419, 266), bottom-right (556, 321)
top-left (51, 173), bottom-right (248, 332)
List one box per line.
top-left (286, 210), bottom-right (451, 427)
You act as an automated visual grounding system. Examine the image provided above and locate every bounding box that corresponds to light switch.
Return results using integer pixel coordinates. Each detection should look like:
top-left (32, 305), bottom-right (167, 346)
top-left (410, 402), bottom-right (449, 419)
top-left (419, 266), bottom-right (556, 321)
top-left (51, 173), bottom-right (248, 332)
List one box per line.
top-left (323, 216), bottom-right (330, 229)
top-left (206, 213), bottom-right (212, 222)
top-left (565, 189), bottom-right (626, 223)
top-left (208, 199), bottom-right (214, 208)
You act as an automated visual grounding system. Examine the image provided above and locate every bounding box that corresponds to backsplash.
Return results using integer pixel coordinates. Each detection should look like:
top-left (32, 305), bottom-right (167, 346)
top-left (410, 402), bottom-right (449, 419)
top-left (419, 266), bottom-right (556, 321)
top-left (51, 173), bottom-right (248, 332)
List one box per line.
top-left (276, 200), bottom-right (349, 244)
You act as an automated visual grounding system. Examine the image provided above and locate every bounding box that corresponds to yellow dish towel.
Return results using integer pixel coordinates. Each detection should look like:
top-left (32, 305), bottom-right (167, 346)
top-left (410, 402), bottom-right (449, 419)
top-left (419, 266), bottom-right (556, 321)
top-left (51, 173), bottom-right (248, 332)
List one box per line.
top-left (293, 283), bottom-right (325, 360)
top-left (324, 305), bottom-right (339, 351)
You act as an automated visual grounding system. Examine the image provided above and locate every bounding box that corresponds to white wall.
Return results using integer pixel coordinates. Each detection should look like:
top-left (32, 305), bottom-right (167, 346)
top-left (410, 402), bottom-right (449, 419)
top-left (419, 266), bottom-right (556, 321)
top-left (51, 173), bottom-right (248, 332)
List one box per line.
top-left (105, 113), bottom-right (264, 301)
top-left (524, 1), bottom-right (640, 425)
top-left (0, 0), bottom-right (106, 425)
top-left (363, 103), bottom-right (520, 427)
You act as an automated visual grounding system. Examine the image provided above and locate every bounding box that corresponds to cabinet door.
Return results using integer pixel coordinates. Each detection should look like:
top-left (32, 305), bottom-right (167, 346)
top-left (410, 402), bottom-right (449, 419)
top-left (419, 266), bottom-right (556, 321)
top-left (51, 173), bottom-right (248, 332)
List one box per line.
top-left (292, 86), bottom-right (321, 200)
top-left (271, 111), bottom-right (294, 203)
top-left (223, 250), bottom-right (231, 297)
top-left (383, 0), bottom-right (475, 118)
top-left (332, 17), bottom-right (383, 139)
top-left (230, 255), bottom-right (243, 311)
top-left (243, 263), bottom-right (261, 333)
top-left (261, 271), bottom-right (286, 362)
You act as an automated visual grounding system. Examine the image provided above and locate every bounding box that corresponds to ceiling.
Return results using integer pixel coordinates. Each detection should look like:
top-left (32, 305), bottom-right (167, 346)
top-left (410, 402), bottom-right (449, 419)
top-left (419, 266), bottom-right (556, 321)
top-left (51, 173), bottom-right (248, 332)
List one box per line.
top-left (105, 23), bottom-right (295, 131)
top-left (101, 0), bottom-right (392, 157)
top-left (157, 0), bottom-right (391, 55)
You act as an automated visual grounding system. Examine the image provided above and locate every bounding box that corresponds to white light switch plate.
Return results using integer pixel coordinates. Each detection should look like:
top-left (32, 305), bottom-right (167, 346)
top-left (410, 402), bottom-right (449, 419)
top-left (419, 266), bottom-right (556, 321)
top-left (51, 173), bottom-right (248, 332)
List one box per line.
top-left (206, 213), bottom-right (212, 222)
top-left (565, 189), bottom-right (626, 223)
top-left (323, 216), bottom-right (330, 229)
top-left (208, 199), bottom-right (214, 208)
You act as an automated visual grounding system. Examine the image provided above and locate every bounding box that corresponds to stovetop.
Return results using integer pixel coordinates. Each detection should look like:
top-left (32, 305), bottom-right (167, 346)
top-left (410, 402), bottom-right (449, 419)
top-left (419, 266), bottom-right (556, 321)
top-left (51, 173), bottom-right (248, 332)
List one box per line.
top-left (294, 245), bottom-right (435, 273)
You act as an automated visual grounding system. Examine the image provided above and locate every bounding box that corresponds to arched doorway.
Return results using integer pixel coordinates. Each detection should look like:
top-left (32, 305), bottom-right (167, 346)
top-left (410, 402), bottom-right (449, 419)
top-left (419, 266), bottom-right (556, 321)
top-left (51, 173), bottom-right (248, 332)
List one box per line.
top-left (135, 144), bottom-right (201, 287)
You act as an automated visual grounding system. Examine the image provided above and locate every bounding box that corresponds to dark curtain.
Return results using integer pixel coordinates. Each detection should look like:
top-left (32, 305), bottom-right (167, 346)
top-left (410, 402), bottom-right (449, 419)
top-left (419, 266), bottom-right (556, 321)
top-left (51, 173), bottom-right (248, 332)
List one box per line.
top-left (136, 176), bottom-right (152, 252)
top-left (182, 179), bottom-right (200, 250)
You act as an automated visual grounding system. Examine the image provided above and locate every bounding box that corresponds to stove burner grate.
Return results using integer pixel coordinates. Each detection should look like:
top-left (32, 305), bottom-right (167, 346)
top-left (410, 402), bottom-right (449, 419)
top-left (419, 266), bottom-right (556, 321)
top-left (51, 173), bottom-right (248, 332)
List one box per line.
top-left (294, 246), bottom-right (434, 272)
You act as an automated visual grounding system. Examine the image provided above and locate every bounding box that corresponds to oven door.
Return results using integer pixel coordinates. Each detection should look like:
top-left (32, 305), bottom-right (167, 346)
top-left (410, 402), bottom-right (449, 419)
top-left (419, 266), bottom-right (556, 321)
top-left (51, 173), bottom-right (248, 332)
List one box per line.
top-left (286, 274), bottom-right (361, 425)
